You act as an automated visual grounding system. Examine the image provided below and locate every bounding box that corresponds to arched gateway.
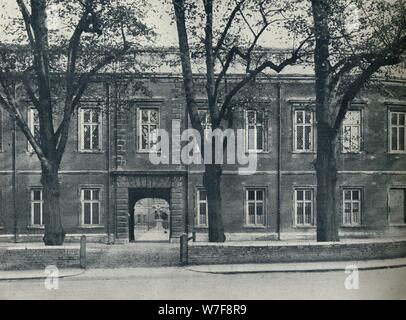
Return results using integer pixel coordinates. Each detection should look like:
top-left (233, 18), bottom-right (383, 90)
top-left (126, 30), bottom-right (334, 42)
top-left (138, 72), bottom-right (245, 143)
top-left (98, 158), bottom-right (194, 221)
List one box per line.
top-left (113, 173), bottom-right (186, 244)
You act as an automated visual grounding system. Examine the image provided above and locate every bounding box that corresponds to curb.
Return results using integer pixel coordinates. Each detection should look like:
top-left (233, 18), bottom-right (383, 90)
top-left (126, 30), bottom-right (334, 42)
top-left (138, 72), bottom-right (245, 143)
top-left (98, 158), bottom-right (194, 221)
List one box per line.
top-left (186, 258), bottom-right (406, 275)
top-left (0, 269), bottom-right (86, 281)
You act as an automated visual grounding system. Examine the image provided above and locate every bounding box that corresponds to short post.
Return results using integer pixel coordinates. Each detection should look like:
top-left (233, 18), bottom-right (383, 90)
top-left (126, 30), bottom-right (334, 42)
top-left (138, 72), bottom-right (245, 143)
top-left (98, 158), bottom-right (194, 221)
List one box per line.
top-left (80, 235), bottom-right (87, 269)
top-left (180, 233), bottom-right (188, 265)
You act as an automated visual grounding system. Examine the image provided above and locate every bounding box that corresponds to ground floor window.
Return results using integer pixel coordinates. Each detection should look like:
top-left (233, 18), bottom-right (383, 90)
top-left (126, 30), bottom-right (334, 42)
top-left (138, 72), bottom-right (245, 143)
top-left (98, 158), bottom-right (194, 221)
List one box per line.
top-left (81, 188), bottom-right (101, 226)
top-left (196, 189), bottom-right (208, 227)
top-left (294, 188), bottom-right (314, 226)
top-left (245, 188), bottom-right (265, 226)
top-left (343, 189), bottom-right (362, 226)
top-left (388, 188), bottom-right (406, 225)
top-left (31, 188), bottom-right (43, 226)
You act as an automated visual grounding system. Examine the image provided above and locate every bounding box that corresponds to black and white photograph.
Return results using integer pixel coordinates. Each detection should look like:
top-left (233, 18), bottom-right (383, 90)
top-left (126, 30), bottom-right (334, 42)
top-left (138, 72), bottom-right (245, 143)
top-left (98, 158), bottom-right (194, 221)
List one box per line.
top-left (0, 0), bottom-right (405, 304)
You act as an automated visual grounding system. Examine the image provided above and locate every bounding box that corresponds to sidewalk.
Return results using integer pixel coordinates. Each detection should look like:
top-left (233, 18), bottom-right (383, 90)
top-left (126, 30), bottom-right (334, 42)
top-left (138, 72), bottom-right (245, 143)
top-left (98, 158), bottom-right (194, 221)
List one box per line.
top-left (0, 269), bottom-right (85, 281)
top-left (186, 258), bottom-right (406, 274)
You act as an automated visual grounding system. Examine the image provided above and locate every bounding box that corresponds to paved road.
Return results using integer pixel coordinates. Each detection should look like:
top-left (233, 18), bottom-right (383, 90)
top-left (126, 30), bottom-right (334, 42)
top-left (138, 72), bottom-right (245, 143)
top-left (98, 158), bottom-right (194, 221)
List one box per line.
top-left (0, 266), bottom-right (405, 300)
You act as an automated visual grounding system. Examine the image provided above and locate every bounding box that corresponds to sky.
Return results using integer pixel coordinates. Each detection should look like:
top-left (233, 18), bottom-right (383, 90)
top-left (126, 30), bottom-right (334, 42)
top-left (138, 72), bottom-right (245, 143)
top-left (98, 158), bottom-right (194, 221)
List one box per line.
top-left (0, 0), bottom-right (292, 48)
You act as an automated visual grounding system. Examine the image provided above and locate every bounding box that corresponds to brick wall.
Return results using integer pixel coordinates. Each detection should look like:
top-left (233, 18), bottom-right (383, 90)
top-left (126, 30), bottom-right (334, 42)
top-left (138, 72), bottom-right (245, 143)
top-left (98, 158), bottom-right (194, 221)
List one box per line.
top-left (188, 239), bottom-right (406, 265)
top-left (0, 247), bottom-right (80, 271)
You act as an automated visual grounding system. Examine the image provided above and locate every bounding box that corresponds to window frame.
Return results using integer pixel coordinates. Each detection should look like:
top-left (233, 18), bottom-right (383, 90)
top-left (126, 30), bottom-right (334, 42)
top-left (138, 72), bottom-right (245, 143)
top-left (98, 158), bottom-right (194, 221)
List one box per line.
top-left (294, 188), bottom-right (315, 227)
top-left (195, 187), bottom-right (208, 228)
top-left (78, 107), bottom-right (103, 153)
top-left (30, 188), bottom-right (44, 227)
top-left (27, 108), bottom-right (40, 152)
top-left (389, 110), bottom-right (406, 154)
top-left (341, 110), bottom-right (363, 154)
top-left (80, 187), bottom-right (102, 227)
top-left (244, 188), bottom-right (266, 227)
top-left (293, 109), bottom-right (315, 153)
top-left (342, 188), bottom-right (362, 227)
top-left (387, 186), bottom-right (406, 226)
top-left (244, 109), bottom-right (266, 153)
top-left (136, 107), bottom-right (161, 153)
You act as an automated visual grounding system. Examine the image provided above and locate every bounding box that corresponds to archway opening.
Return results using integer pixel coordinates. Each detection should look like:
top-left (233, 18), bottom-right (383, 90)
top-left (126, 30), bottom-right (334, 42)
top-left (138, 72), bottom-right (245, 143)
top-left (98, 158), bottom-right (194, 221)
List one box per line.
top-left (128, 188), bottom-right (171, 242)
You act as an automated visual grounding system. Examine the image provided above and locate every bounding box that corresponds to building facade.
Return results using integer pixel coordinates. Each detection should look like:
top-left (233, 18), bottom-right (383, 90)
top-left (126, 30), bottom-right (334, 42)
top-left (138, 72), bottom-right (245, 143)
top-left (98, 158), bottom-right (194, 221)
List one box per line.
top-left (0, 73), bottom-right (405, 243)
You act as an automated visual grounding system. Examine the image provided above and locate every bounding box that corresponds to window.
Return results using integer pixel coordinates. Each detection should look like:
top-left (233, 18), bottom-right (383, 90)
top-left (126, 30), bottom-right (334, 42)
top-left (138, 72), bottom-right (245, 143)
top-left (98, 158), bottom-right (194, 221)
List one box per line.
top-left (245, 189), bottom-right (265, 226)
top-left (198, 109), bottom-right (212, 130)
top-left (196, 189), bottom-right (208, 227)
top-left (343, 189), bottom-right (362, 226)
top-left (245, 110), bottom-right (265, 152)
top-left (294, 110), bottom-right (314, 152)
top-left (81, 189), bottom-right (101, 226)
top-left (0, 108), bottom-right (3, 151)
top-left (389, 111), bottom-right (406, 153)
top-left (30, 189), bottom-right (43, 226)
top-left (138, 108), bottom-right (159, 152)
top-left (342, 111), bottom-right (362, 153)
top-left (79, 108), bottom-right (102, 151)
top-left (294, 189), bottom-right (314, 226)
top-left (28, 108), bottom-right (40, 151)
top-left (388, 188), bottom-right (406, 225)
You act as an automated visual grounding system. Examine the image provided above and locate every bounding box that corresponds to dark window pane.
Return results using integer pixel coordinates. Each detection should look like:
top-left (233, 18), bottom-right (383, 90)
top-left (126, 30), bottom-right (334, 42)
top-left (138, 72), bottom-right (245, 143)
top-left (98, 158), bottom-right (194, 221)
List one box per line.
top-left (392, 128), bottom-right (398, 150)
top-left (92, 126), bottom-right (99, 149)
top-left (352, 190), bottom-right (360, 200)
top-left (296, 190), bottom-right (303, 201)
top-left (93, 203), bottom-right (100, 225)
top-left (305, 190), bottom-right (312, 201)
top-left (399, 128), bottom-right (405, 150)
top-left (305, 112), bottom-right (312, 124)
top-left (84, 125), bottom-right (91, 150)
top-left (248, 190), bottom-right (255, 201)
top-left (305, 126), bottom-right (312, 150)
top-left (34, 203), bottom-right (41, 225)
top-left (297, 126), bottom-right (304, 150)
top-left (92, 190), bottom-right (99, 201)
top-left (297, 202), bottom-right (304, 224)
top-left (257, 126), bottom-right (263, 150)
top-left (391, 113), bottom-right (398, 125)
top-left (83, 110), bottom-right (91, 123)
top-left (256, 190), bottom-right (263, 201)
top-left (83, 190), bottom-right (91, 200)
top-left (84, 203), bottom-right (91, 224)
top-left (399, 113), bottom-right (405, 126)
top-left (199, 190), bottom-right (207, 201)
top-left (33, 190), bottom-right (41, 201)
top-left (296, 111), bottom-right (303, 124)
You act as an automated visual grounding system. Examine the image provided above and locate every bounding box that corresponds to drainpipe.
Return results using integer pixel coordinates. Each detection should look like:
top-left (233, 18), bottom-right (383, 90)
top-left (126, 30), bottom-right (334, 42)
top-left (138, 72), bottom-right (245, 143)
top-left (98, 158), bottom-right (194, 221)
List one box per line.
top-left (12, 108), bottom-right (18, 243)
top-left (277, 81), bottom-right (282, 241)
top-left (106, 82), bottom-right (112, 244)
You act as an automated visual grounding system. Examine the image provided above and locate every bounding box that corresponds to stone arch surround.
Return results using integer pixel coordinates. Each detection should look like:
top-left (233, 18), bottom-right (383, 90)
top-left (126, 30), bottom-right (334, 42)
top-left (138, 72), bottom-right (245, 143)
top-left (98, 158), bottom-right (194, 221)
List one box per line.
top-left (114, 173), bottom-right (186, 244)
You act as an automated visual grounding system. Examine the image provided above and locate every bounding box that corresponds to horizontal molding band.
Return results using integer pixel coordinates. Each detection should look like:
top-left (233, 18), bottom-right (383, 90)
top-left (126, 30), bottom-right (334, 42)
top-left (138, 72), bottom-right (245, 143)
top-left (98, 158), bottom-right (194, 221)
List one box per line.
top-left (189, 170), bottom-right (406, 175)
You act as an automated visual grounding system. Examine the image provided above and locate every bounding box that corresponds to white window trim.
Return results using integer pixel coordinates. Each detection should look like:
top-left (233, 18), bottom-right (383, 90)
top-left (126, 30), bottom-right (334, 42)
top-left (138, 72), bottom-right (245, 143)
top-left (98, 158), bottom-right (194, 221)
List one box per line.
top-left (342, 188), bottom-right (362, 227)
top-left (389, 111), bottom-right (406, 154)
top-left (293, 110), bottom-right (315, 153)
top-left (137, 107), bottom-right (160, 153)
top-left (78, 108), bottom-right (103, 152)
top-left (245, 188), bottom-right (266, 227)
top-left (196, 188), bottom-right (208, 227)
top-left (244, 110), bottom-right (266, 153)
top-left (27, 108), bottom-right (39, 152)
top-left (30, 188), bottom-right (43, 227)
top-left (80, 188), bottom-right (102, 227)
top-left (341, 110), bottom-right (362, 154)
top-left (294, 188), bottom-right (314, 227)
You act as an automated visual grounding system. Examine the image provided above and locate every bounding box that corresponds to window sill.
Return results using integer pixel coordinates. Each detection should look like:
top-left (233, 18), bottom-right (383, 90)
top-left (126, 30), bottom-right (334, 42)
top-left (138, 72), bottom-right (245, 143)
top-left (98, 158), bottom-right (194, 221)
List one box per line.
top-left (243, 225), bottom-right (267, 229)
top-left (340, 225), bottom-right (363, 228)
top-left (292, 151), bottom-right (316, 155)
top-left (293, 225), bottom-right (316, 229)
top-left (26, 225), bottom-right (45, 230)
top-left (77, 150), bottom-right (104, 154)
top-left (341, 151), bottom-right (363, 155)
top-left (78, 225), bottom-right (104, 229)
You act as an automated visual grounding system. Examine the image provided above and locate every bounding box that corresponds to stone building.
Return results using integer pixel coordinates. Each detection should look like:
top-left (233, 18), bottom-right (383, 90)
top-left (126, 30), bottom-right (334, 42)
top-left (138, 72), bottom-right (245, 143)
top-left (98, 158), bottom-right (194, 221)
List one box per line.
top-left (0, 68), bottom-right (405, 243)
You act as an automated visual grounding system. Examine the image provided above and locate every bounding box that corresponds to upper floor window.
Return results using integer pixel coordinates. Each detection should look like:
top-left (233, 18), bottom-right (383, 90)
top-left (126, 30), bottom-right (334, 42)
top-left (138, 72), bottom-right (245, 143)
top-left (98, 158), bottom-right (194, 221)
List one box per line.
top-left (294, 188), bottom-right (314, 226)
top-left (138, 108), bottom-right (159, 152)
top-left (343, 189), bottom-right (361, 226)
top-left (79, 108), bottom-right (102, 152)
top-left (342, 110), bottom-right (362, 153)
top-left (293, 110), bottom-right (314, 152)
top-left (0, 109), bottom-right (3, 151)
top-left (245, 110), bottom-right (265, 152)
top-left (196, 189), bottom-right (208, 227)
top-left (245, 188), bottom-right (265, 226)
top-left (28, 108), bottom-right (40, 152)
top-left (389, 111), bottom-right (405, 153)
top-left (198, 109), bottom-right (212, 130)
top-left (81, 188), bottom-right (101, 226)
top-left (30, 188), bottom-right (43, 226)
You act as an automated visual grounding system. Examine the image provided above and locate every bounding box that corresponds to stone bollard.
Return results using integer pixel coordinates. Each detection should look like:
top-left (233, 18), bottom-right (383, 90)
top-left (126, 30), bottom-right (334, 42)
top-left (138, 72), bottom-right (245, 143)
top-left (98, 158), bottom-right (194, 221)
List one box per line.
top-left (80, 235), bottom-right (87, 269)
top-left (180, 233), bottom-right (188, 265)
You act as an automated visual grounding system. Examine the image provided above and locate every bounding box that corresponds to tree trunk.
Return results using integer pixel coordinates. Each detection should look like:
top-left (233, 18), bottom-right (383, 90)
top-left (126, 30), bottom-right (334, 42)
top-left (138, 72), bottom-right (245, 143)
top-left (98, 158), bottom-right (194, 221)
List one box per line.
top-left (315, 125), bottom-right (339, 242)
top-left (41, 167), bottom-right (65, 245)
top-left (203, 164), bottom-right (226, 242)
